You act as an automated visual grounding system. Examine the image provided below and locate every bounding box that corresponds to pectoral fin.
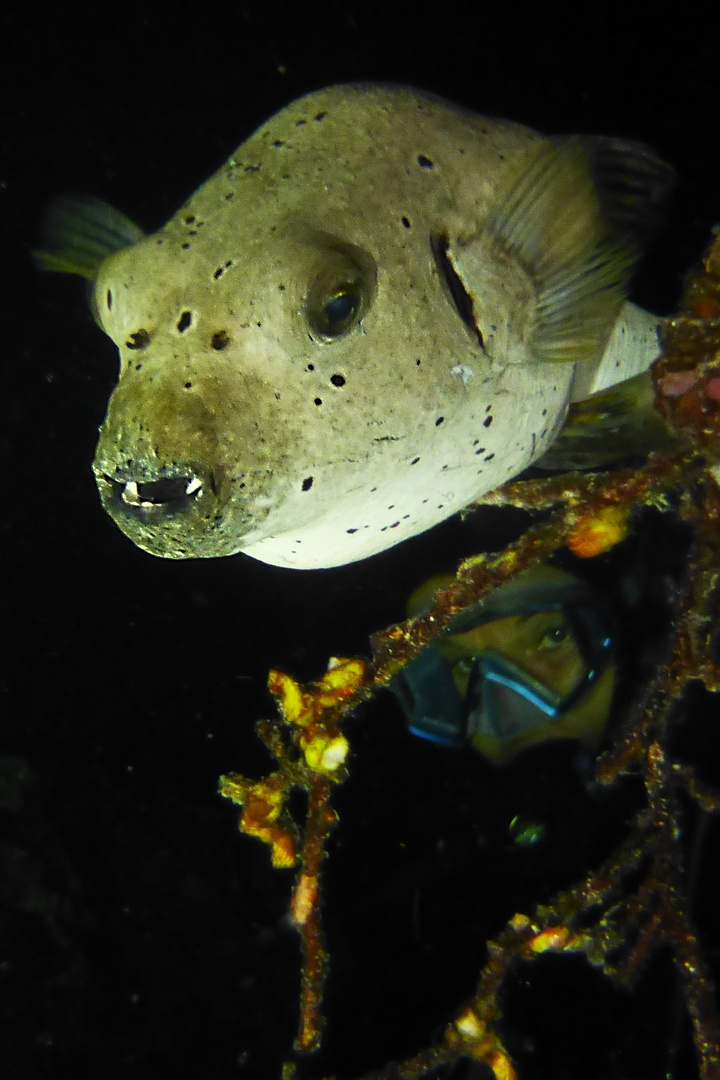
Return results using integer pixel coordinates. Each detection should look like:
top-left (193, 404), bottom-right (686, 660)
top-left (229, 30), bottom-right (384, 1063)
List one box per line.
top-left (445, 137), bottom-right (674, 370)
top-left (535, 370), bottom-right (679, 470)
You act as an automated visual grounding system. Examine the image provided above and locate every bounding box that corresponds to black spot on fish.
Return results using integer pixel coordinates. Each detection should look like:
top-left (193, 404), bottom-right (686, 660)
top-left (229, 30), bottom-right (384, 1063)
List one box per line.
top-left (126, 329), bottom-right (150, 350)
top-left (411, 457), bottom-right (420, 465)
top-left (330, 374), bottom-right (346, 387)
top-left (417, 154), bottom-right (434, 168)
top-left (314, 111), bottom-right (327, 122)
top-left (314, 398), bottom-right (323, 406)
top-left (401, 216), bottom-right (411, 229)
top-left (211, 330), bottom-right (230, 350)
top-left (302, 477), bottom-right (313, 491)
top-left (435, 416), bottom-right (444, 426)
top-left (177, 312), bottom-right (192, 333)
top-left (484, 414), bottom-right (493, 427)
top-left (213, 260), bottom-right (233, 280)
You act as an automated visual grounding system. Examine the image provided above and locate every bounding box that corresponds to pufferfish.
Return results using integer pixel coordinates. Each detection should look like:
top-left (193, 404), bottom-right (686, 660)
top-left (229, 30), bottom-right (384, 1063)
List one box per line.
top-left (37, 83), bottom-right (676, 569)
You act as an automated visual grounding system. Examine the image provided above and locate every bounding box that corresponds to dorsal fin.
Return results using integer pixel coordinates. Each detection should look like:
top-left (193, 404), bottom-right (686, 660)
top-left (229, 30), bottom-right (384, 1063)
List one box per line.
top-left (34, 195), bottom-right (144, 280)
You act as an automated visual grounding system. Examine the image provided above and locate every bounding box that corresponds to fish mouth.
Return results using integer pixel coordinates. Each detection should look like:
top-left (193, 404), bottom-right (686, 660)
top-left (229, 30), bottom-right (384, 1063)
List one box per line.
top-left (94, 463), bottom-right (235, 558)
top-left (102, 472), bottom-right (205, 519)
top-left (93, 460), bottom-right (270, 559)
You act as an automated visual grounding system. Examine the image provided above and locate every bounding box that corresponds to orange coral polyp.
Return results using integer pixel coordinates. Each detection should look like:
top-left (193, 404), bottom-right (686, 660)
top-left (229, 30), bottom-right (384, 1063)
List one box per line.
top-left (567, 504), bottom-right (630, 557)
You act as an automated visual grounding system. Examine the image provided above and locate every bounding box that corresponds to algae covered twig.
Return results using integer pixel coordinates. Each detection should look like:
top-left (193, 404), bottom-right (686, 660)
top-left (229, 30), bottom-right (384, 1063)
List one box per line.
top-left (223, 229), bottom-right (720, 1077)
top-left (220, 657), bottom-right (369, 1054)
top-left (348, 230), bottom-right (720, 1079)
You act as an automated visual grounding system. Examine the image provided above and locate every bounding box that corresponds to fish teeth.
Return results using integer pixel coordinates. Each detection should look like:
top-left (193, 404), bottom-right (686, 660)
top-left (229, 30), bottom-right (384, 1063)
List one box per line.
top-left (121, 481), bottom-right (141, 507)
top-left (119, 476), bottom-right (202, 509)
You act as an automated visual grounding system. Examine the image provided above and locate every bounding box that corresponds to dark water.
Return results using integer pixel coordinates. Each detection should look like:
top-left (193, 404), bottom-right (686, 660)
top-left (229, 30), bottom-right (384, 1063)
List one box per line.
top-left (3, 6), bottom-right (719, 1078)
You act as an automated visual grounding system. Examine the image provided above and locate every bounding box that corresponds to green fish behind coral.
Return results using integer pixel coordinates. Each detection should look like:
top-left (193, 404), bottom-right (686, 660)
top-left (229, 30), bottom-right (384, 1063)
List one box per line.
top-left (37, 84), bottom-right (675, 568)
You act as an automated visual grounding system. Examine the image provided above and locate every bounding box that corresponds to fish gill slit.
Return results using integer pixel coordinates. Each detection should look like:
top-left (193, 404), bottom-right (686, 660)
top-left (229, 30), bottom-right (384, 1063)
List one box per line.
top-left (430, 234), bottom-right (484, 350)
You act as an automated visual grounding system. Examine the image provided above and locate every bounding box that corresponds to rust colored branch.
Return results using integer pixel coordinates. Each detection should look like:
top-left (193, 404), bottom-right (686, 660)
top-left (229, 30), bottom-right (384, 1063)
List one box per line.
top-left (223, 229), bottom-right (720, 1078)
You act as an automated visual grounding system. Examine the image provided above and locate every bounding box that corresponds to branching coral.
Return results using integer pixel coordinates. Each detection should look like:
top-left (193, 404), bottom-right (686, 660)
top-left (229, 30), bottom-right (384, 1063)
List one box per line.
top-left (221, 230), bottom-right (720, 1079)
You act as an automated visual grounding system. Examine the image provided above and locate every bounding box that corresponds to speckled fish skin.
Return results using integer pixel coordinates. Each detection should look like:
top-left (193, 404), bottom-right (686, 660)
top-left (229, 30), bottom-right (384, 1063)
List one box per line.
top-left (89, 84), bottom-right (655, 569)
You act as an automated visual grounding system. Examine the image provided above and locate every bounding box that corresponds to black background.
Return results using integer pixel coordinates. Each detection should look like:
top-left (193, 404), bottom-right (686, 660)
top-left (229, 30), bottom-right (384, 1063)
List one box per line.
top-left (3, 5), bottom-right (720, 1079)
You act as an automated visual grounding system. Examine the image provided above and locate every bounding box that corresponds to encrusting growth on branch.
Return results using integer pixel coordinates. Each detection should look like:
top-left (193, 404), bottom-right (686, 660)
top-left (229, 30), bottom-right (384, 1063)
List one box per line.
top-left (222, 230), bottom-right (720, 1079)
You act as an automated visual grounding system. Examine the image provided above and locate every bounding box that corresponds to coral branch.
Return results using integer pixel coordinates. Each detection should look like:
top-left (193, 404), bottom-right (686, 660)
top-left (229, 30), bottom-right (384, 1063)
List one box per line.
top-left (222, 229), bottom-right (720, 1077)
top-left (220, 658), bottom-right (369, 1055)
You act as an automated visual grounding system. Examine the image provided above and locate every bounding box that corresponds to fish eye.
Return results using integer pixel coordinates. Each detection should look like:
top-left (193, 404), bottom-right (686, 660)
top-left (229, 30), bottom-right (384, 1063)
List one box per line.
top-left (317, 287), bottom-right (362, 336)
top-left (306, 243), bottom-right (376, 342)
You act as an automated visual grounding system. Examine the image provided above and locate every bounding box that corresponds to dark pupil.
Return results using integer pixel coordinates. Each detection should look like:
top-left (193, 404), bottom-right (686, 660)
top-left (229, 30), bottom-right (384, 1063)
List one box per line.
top-left (324, 291), bottom-right (358, 330)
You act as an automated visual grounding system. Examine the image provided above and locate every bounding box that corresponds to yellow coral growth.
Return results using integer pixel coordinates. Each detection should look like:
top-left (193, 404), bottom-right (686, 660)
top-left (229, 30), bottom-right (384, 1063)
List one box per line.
top-left (487, 1050), bottom-right (517, 1080)
top-left (448, 1006), bottom-right (516, 1080)
top-left (219, 777), bottom-right (298, 867)
top-left (567, 504), bottom-right (630, 557)
top-left (268, 658), bottom-right (366, 775)
top-left (527, 926), bottom-right (574, 953)
top-left (269, 657), bottom-right (368, 728)
top-left (301, 731), bottom-right (349, 773)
